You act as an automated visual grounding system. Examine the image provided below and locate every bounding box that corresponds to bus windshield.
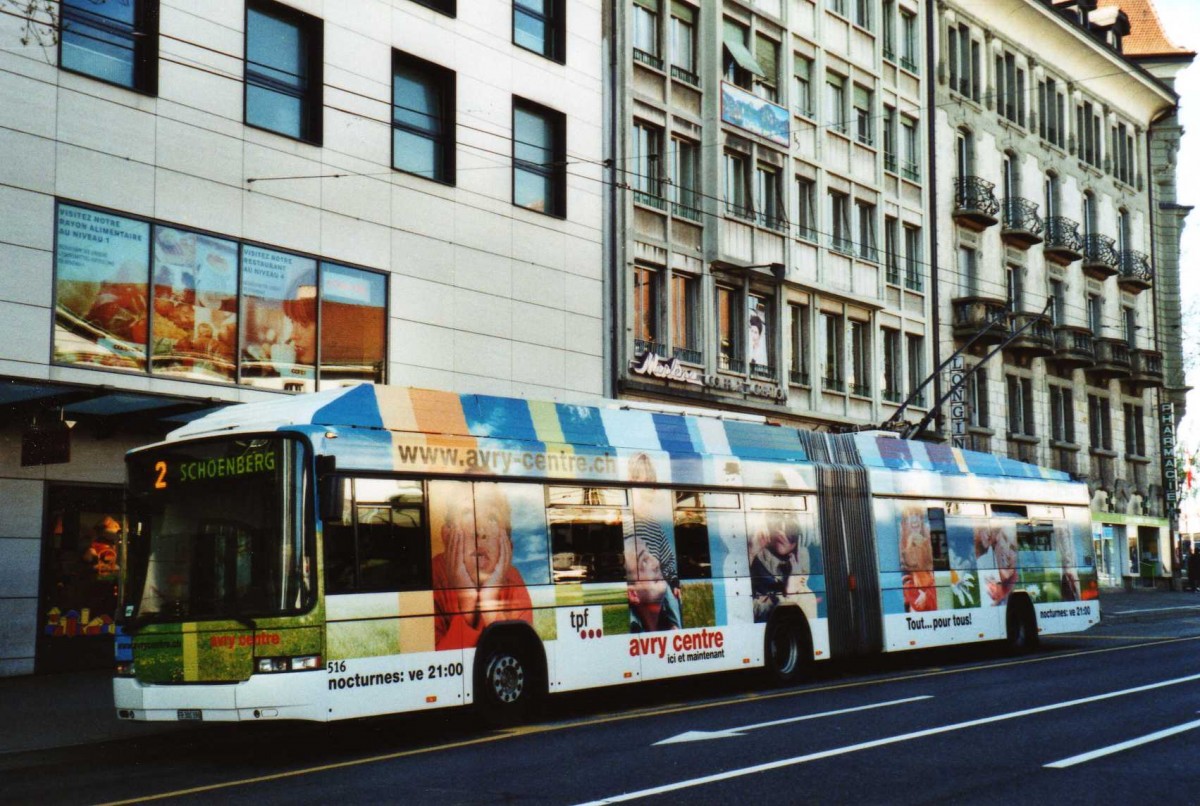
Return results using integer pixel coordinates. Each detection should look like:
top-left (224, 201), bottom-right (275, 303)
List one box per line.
top-left (123, 436), bottom-right (312, 625)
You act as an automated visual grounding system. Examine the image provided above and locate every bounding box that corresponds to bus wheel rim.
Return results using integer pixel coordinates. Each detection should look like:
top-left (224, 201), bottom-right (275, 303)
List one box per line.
top-left (489, 655), bottom-right (524, 703)
top-left (773, 630), bottom-right (797, 674)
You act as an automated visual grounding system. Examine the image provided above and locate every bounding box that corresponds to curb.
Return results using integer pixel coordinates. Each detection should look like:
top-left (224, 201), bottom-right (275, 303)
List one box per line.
top-left (1100, 604), bottom-right (1200, 625)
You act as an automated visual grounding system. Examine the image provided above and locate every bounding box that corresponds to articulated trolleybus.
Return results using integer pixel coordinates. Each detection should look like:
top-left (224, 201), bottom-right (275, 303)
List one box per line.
top-left (115, 384), bottom-right (1098, 723)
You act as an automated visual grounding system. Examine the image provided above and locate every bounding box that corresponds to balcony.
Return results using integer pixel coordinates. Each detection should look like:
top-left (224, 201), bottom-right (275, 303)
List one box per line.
top-left (635, 339), bottom-right (667, 357)
top-left (1088, 337), bottom-right (1132, 381)
top-left (789, 369), bottom-right (811, 386)
top-left (633, 48), bottom-right (663, 71)
top-left (749, 362), bottom-right (776, 380)
top-left (952, 176), bottom-right (1000, 231)
top-left (951, 296), bottom-right (1010, 345)
top-left (1117, 250), bottom-right (1153, 293)
top-left (1081, 234), bottom-right (1118, 281)
top-left (1052, 325), bottom-right (1095, 370)
top-left (1128, 348), bottom-right (1164, 391)
top-left (1005, 311), bottom-right (1055, 358)
top-left (1000, 197), bottom-right (1044, 248)
top-left (1043, 217), bottom-right (1083, 265)
top-left (822, 376), bottom-right (846, 394)
top-left (672, 346), bottom-right (702, 364)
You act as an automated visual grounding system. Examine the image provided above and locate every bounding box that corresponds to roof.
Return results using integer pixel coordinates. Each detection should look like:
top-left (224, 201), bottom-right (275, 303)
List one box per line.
top-left (1096, 0), bottom-right (1195, 57)
top-left (161, 384), bottom-right (1074, 484)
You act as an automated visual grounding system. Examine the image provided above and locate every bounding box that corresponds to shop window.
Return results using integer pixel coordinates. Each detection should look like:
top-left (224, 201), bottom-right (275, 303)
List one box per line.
top-left (54, 205), bottom-right (152, 372)
top-left (245, 0), bottom-right (323, 143)
top-left (241, 245), bottom-right (319, 392)
top-left (52, 204), bottom-right (388, 390)
top-left (38, 486), bottom-right (125, 672)
top-left (319, 264), bottom-right (387, 388)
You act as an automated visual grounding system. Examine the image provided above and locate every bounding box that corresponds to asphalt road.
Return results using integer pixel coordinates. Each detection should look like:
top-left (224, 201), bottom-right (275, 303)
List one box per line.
top-left (5, 615), bottom-right (1200, 805)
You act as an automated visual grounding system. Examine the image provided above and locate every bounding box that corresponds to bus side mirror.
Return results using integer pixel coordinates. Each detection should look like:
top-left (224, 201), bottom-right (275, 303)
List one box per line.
top-left (316, 455), bottom-right (343, 523)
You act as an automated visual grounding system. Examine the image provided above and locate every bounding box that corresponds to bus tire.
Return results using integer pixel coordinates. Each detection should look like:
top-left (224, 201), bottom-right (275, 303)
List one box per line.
top-left (1005, 596), bottom-right (1039, 652)
top-left (475, 635), bottom-right (541, 725)
top-left (763, 612), bottom-right (811, 686)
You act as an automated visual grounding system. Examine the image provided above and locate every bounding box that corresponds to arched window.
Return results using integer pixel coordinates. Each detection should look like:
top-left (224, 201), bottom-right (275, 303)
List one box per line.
top-left (1082, 191), bottom-right (1097, 238)
top-left (1002, 151), bottom-right (1019, 200)
top-left (955, 127), bottom-right (973, 178)
top-left (1043, 171), bottom-right (1060, 220)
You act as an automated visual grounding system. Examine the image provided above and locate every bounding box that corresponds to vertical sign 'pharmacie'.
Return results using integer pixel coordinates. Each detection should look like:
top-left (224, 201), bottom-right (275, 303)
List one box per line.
top-left (1160, 402), bottom-right (1178, 526)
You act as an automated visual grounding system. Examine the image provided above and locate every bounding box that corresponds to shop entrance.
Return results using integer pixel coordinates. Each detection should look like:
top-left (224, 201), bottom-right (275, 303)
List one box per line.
top-left (36, 484), bottom-right (124, 673)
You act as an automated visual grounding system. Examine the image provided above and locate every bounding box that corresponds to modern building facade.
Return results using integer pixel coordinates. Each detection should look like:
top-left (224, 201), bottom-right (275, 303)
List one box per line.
top-left (610, 0), bottom-right (934, 431)
top-left (931, 0), bottom-right (1190, 588)
top-left (0, 0), bottom-right (604, 676)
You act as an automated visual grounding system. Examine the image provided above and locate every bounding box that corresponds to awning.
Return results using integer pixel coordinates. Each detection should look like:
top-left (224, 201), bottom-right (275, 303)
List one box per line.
top-left (724, 38), bottom-right (765, 78)
top-left (0, 378), bottom-right (228, 430)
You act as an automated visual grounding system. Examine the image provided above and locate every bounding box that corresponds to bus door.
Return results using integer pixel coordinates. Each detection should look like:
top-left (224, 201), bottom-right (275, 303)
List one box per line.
top-left (816, 465), bottom-right (882, 657)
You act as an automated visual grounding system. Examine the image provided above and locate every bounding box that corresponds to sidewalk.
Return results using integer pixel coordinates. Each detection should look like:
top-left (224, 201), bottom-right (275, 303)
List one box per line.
top-left (1093, 584), bottom-right (1200, 624)
top-left (3, 587), bottom-right (1200, 758)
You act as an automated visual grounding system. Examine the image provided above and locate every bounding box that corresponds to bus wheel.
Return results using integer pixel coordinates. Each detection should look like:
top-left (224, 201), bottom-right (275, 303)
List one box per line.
top-left (476, 639), bottom-right (537, 725)
top-left (1005, 597), bottom-right (1039, 652)
top-left (764, 615), bottom-right (810, 686)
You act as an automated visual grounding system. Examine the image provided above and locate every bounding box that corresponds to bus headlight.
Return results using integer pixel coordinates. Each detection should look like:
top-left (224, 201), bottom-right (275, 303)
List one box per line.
top-left (257, 655), bottom-right (321, 673)
top-left (115, 661), bottom-right (136, 677)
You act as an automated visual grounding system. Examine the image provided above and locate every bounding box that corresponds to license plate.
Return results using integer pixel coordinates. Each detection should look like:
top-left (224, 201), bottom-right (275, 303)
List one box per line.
top-left (177, 709), bottom-right (203, 721)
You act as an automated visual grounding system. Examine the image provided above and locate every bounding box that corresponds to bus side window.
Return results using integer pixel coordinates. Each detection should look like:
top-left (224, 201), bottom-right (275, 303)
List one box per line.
top-left (674, 494), bottom-right (712, 580)
top-left (548, 507), bottom-right (625, 584)
top-left (324, 478), bottom-right (429, 594)
top-left (323, 478), bottom-right (357, 594)
top-left (356, 479), bottom-right (428, 593)
top-left (927, 507), bottom-right (949, 572)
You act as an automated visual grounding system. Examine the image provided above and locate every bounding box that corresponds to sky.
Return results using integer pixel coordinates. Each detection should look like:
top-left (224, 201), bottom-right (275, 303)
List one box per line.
top-left (1152, 0), bottom-right (1200, 446)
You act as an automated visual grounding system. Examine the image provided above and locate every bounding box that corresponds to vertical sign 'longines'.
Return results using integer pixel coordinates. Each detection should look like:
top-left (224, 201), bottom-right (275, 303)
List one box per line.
top-left (947, 356), bottom-right (968, 449)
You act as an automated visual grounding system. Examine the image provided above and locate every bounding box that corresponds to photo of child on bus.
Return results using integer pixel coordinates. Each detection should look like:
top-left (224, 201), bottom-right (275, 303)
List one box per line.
top-left (431, 482), bottom-right (533, 650)
top-left (624, 452), bottom-right (683, 632)
top-left (975, 524), bottom-right (1019, 606)
top-left (899, 507), bottom-right (937, 612)
top-left (748, 510), bottom-right (816, 622)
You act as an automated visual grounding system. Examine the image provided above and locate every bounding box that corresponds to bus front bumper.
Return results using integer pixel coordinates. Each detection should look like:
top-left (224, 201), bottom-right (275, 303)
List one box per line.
top-left (114, 671), bottom-right (327, 722)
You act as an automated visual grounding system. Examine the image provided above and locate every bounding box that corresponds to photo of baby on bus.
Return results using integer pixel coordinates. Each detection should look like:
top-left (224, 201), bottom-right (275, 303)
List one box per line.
top-left (430, 481), bottom-right (538, 651)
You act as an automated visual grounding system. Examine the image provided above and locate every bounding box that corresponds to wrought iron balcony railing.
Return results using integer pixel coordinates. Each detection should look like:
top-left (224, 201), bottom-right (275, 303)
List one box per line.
top-left (1117, 250), bottom-right (1153, 292)
top-left (953, 176), bottom-right (1000, 229)
top-left (1081, 234), bottom-right (1118, 280)
top-left (633, 48), bottom-right (663, 71)
top-left (1043, 216), bottom-right (1083, 263)
top-left (1001, 197), bottom-right (1044, 247)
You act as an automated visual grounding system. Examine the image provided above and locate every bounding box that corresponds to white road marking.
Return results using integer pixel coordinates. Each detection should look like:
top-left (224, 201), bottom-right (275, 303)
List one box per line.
top-left (575, 672), bottom-right (1200, 805)
top-left (1045, 719), bottom-right (1200, 769)
top-left (654, 696), bottom-right (933, 744)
